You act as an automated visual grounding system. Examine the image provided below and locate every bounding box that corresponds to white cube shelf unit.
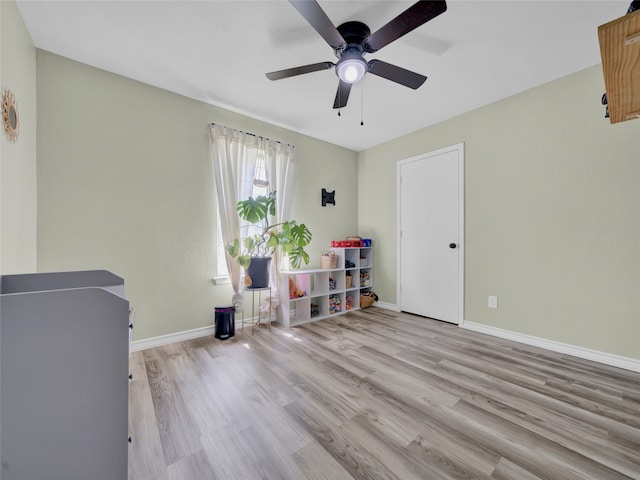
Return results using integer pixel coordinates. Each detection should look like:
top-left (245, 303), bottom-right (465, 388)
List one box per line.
top-left (278, 247), bottom-right (373, 327)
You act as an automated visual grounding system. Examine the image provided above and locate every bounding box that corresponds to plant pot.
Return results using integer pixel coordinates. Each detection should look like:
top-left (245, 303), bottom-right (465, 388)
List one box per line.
top-left (245, 257), bottom-right (271, 289)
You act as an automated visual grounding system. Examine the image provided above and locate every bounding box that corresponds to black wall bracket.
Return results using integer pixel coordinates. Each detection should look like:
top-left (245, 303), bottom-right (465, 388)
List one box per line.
top-left (322, 188), bottom-right (335, 207)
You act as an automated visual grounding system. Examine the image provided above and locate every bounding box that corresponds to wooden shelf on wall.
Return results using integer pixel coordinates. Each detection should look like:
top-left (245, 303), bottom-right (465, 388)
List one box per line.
top-left (598, 9), bottom-right (640, 123)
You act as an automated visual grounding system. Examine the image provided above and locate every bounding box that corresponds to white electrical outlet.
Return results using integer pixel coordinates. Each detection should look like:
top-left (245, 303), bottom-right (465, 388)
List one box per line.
top-left (488, 295), bottom-right (498, 309)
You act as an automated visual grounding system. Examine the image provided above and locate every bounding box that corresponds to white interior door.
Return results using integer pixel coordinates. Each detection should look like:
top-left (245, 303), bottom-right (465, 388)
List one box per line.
top-left (398, 144), bottom-right (463, 324)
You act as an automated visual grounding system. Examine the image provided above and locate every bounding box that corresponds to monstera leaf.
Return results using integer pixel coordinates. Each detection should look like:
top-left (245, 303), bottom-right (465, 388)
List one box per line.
top-left (226, 191), bottom-right (312, 269)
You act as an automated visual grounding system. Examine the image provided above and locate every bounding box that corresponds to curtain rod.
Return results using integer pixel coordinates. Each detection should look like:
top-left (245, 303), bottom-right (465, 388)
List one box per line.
top-left (210, 123), bottom-right (293, 147)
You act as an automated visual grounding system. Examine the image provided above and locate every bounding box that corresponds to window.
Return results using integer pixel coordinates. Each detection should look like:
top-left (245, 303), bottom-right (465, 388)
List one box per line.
top-left (210, 123), bottom-right (295, 297)
top-left (215, 150), bottom-right (269, 281)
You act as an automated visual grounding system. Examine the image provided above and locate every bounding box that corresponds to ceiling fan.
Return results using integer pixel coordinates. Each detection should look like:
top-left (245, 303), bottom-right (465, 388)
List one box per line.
top-left (266, 0), bottom-right (447, 109)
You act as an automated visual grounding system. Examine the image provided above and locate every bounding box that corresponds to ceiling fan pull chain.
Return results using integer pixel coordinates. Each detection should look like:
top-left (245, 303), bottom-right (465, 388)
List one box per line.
top-left (360, 78), bottom-right (365, 126)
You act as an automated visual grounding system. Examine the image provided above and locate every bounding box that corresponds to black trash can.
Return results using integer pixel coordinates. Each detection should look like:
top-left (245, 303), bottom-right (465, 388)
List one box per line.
top-left (214, 305), bottom-right (235, 340)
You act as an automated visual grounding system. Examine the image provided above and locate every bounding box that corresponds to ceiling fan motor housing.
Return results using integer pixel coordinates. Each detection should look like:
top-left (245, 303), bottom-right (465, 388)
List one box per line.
top-left (336, 21), bottom-right (371, 49)
top-left (335, 21), bottom-right (371, 82)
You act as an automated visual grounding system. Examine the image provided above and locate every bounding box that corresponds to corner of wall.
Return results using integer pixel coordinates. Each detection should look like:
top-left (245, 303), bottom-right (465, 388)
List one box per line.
top-left (0, 0), bottom-right (38, 274)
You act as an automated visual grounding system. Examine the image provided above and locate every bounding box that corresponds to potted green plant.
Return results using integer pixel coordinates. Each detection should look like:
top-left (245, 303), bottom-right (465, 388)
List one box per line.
top-left (225, 191), bottom-right (312, 288)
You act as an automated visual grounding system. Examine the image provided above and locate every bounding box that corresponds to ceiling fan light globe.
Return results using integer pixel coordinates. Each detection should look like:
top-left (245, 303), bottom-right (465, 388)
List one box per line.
top-left (336, 57), bottom-right (366, 84)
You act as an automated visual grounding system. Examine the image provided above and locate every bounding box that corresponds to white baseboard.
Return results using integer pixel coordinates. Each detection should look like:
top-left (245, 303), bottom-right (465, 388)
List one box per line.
top-left (130, 315), bottom-right (269, 352)
top-left (130, 304), bottom-right (396, 351)
top-left (130, 304), bottom-right (388, 351)
top-left (364, 302), bottom-right (639, 373)
top-left (131, 307), bottom-right (640, 373)
top-left (463, 321), bottom-right (640, 373)
top-left (130, 325), bottom-right (215, 352)
top-left (373, 301), bottom-right (400, 312)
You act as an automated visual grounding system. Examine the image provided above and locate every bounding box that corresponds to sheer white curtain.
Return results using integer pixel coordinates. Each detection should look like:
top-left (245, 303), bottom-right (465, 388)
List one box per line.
top-left (209, 124), bottom-right (259, 312)
top-left (209, 123), bottom-right (296, 316)
top-left (262, 138), bottom-right (296, 314)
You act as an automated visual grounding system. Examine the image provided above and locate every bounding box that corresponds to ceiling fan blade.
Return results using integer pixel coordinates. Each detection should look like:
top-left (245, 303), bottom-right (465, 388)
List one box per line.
top-left (266, 62), bottom-right (334, 81)
top-left (289, 0), bottom-right (347, 50)
top-left (333, 81), bottom-right (352, 109)
top-left (364, 1), bottom-right (447, 53)
top-left (367, 59), bottom-right (427, 89)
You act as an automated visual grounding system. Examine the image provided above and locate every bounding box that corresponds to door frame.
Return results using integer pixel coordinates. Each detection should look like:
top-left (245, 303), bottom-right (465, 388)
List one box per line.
top-left (396, 143), bottom-right (465, 325)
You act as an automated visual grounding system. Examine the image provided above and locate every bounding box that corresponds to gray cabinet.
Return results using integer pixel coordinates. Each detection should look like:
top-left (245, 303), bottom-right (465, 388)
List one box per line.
top-left (1, 270), bottom-right (129, 480)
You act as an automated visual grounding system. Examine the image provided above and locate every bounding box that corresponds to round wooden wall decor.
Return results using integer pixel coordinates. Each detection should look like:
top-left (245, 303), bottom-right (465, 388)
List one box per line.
top-left (2, 89), bottom-right (20, 143)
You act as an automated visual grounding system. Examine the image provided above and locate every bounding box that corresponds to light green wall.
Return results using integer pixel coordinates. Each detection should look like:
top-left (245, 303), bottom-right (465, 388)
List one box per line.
top-left (27, 32), bottom-right (640, 359)
top-left (36, 51), bottom-right (357, 341)
top-left (0, 0), bottom-right (37, 274)
top-left (358, 65), bottom-right (640, 360)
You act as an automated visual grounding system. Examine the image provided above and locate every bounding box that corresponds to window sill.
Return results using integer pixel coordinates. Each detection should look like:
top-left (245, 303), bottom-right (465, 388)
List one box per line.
top-left (213, 275), bottom-right (231, 285)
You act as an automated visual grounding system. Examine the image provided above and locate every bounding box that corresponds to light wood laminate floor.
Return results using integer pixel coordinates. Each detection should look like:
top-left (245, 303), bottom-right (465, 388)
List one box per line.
top-left (128, 308), bottom-right (640, 480)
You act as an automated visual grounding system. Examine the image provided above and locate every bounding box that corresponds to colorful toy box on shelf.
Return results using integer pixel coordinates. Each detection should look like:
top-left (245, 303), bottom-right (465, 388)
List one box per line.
top-left (329, 277), bottom-right (336, 290)
top-left (289, 277), bottom-right (305, 299)
top-left (345, 295), bottom-right (354, 310)
top-left (310, 303), bottom-right (320, 317)
top-left (329, 294), bottom-right (341, 314)
top-left (331, 236), bottom-right (372, 248)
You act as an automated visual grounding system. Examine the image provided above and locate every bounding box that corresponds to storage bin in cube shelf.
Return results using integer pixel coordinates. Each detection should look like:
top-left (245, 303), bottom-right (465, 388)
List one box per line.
top-left (321, 251), bottom-right (338, 269)
top-left (329, 294), bottom-right (341, 314)
top-left (360, 292), bottom-right (376, 308)
top-left (345, 295), bottom-right (354, 310)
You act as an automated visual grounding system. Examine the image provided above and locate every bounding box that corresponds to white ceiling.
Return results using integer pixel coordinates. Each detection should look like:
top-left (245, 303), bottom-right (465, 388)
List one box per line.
top-left (17, 0), bottom-right (628, 151)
